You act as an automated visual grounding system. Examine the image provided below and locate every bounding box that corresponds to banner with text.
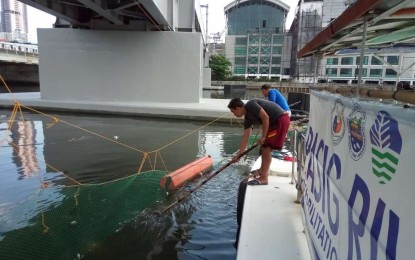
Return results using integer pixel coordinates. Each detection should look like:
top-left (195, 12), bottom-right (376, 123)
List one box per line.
top-left (301, 90), bottom-right (415, 260)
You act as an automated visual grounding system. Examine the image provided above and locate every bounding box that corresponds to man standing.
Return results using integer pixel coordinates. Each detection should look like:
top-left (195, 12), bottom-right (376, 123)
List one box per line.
top-left (228, 98), bottom-right (290, 185)
top-left (261, 84), bottom-right (291, 117)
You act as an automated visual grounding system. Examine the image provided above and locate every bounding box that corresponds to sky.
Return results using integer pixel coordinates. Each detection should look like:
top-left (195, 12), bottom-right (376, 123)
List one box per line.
top-left (27, 0), bottom-right (298, 43)
top-left (27, 6), bottom-right (55, 43)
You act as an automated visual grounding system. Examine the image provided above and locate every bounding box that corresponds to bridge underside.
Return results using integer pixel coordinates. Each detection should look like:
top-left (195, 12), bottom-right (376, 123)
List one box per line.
top-left (20, 0), bottom-right (202, 33)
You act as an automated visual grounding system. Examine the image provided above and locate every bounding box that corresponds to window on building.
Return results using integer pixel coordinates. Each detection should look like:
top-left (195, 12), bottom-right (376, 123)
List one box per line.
top-left (235, 47), bottom-right (247, 55)
top-left (387, 56), bottom-right (399, 65)
top-left (354, 68), bottom-right (367, 77)
top-left (272, 46), bottom-right (282, 54)
top-left (271, 67), bottom-right (281, 74)
top-left (260, 57), bottom-right (270, 64)
top-left (371, 56), bottom-right (383, 65)
top-left (226, 4), bottom-right (286, 35)
top-left (369, 69), bottom-right (382, 77)
top-left (235, 57), bottom-right (246, 65)
top-left (248, 46), bottom-right (259, 55)
top-left (261, 36), bottom-right (271, 44)
top-left (234, 66), bottom-right (246, 74)
top-left (248, 56), bottom-right (258, 64)
top-left (261, 46), bottom-right (271, 54)
top-left (249, 35), bottom-right (259, 44)
top-left (272, 57), bottom-right (281, 64)
top-left (248, 67), bottom-right (258, 74)
top-left (341, 57), bottom-right (353, 65)
top-left (326, 68), bottom-right (337, 76)
top-left (385, 69), bottom-right (397, 78)
top-left (327, 58), bottom-right (338, 65)
top-left (355, 56), bottom-right (369, 65)
top-left (260, 67), bottom-right (269, 74)
top-left (272, 35), bottom-right (283, 44)
top-left (235, 37), bottom-right (247, 45)
top-left (340, 68), bottom-right (352, 76)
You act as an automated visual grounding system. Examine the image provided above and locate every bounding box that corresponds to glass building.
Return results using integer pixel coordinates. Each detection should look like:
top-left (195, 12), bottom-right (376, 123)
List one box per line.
top-left (224, 0), bottom-right (291, 80)
top-left (0, 0), bottom-right (29, 42)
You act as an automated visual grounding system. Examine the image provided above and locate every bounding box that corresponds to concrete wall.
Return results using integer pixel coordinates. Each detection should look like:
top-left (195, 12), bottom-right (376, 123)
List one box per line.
top-left (178, 0), bottom-right (194, 30)
top-left (38, 29), bottom-right (203, 103)
top-left (203, 67), bottom-right (211, 88)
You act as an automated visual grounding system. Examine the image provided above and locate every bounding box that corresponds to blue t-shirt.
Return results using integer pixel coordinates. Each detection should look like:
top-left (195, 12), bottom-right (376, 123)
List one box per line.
top-left (268, 89), bottom-right (290, 111)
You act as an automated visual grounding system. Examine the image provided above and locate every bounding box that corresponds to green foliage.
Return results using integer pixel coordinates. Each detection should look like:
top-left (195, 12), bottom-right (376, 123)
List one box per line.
top-left (228, 75), bottom-right (246, 81)
top-left (258, 76), bottom-right (269, 82)
top-left (209, 54), bottom-right (232, 80)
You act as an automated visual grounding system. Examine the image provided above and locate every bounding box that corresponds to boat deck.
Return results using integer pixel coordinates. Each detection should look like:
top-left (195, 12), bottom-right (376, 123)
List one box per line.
top-left (237, 162), bottom-right (311, 259)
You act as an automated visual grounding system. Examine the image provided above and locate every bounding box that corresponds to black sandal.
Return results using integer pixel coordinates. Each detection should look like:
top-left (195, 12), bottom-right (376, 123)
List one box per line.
top-left (249, 169), bottom-right (261, 179)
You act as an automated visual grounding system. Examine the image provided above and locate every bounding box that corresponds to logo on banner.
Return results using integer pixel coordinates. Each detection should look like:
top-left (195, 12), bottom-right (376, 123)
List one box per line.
top-left (347, 103), bottom-right (366, 160)
top-left (369, 111), bottom-right (402, 184)
top-left (331, 98), bottom-right (345, 146)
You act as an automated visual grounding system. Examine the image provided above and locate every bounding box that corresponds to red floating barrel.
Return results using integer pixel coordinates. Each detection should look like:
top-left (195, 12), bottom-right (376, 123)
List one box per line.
top-left (160, 156), bottom-right (213, 191)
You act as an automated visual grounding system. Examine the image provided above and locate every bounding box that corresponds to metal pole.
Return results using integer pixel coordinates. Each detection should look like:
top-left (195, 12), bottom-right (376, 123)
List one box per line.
top-left (200, 4), bottom-right (208, 46)
top-left (357, 20), bottom-right (367, 97)
top-left (291, 129), bottom-right (297, 184)
top-left (205, 4), bottom-right (208, 43)
top-left (395, 51), bottom-right (403, 91)
top-left (313, 53), bottom-right (319, 87)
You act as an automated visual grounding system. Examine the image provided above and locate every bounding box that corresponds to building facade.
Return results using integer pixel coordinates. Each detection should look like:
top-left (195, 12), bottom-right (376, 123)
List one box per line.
top-left (321, 47), bottom-right (415, 87)
top-left (224, 0), bottom-right (291, 80)
top-left (290, 0), bottom-right (351, 83)
top-left (0, 0), bottom-right (29, 42)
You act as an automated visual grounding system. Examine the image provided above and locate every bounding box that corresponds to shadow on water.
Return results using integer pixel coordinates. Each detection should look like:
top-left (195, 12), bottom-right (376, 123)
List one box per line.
top-left (0, 109), bottom-right (257, 260)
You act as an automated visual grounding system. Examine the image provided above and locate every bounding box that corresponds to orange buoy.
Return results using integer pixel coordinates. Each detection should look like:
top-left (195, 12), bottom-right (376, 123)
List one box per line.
top-left (160, 156), bottom-right (213, 191)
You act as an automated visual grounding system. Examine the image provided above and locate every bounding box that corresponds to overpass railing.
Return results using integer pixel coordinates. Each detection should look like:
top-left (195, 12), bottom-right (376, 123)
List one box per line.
top-left (0, 42), bottom-right (38, 64)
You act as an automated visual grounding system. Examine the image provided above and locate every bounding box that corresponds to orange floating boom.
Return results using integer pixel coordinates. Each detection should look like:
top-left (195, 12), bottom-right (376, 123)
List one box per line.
top-left (160, 156), bottom-right (213, 191)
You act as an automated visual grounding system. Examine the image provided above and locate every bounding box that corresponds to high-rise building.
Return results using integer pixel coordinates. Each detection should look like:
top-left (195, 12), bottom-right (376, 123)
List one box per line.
top-left (290, 0), bottom-right (351, 83)
top-left (289, 0), bottom-right (323, 83)
top-left (224, 0), bottom-right (291, 80)
top-left (1, 0), bottom-right (29, 42)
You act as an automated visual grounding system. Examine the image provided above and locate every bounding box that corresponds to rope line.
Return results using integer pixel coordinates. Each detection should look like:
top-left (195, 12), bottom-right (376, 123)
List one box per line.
top-left (151, 112), bottom-right (230, 153)
top-left (20, 104), bottom-right (147, 154)
top-left (0, 74), bottom-right (17, 102)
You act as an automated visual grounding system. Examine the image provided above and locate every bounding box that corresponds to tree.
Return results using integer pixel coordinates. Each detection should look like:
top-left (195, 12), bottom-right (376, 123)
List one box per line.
top-left (209, 54), bottom-right (232, 80)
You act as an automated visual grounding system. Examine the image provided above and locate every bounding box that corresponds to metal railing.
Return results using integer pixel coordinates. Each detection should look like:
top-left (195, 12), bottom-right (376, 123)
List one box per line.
top-left (291, 128), bottom-right (308, 203)
top-left (0, 42), bottom-right (38, 64)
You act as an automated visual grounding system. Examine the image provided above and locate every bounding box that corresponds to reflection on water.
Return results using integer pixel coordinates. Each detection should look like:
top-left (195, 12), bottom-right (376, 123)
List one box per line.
top-left (0, 110), bottom-right (256, 259)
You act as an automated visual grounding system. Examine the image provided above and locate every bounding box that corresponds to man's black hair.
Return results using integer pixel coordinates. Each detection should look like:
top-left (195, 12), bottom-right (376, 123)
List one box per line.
top-left (228, 98), bottom-right (245, 109)
top-left (261, 84), bottom-right (271, 90)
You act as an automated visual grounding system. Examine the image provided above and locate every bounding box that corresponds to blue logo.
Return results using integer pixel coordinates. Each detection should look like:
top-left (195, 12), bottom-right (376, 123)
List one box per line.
top-left (369, 111), bottom-right (402, 184)
top-left (347, 103), bottom-right (366, 161)
top-left (331, 99), bottom-right (345, 146)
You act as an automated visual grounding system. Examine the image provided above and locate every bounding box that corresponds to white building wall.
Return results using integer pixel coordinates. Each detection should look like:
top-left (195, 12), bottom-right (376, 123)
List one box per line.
top-left (178, 0), bottom-right (194, 30)
top-left (38, 29), bottom-right (203, 103)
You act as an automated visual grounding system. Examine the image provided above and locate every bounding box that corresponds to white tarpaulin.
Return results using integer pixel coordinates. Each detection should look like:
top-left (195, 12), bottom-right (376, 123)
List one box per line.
top-left (301, 90), bottom-right (415, 260)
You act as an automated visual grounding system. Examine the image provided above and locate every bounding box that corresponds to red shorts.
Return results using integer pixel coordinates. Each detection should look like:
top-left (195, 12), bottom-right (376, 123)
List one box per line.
top-left (263, 113), bottom-right (290, 150)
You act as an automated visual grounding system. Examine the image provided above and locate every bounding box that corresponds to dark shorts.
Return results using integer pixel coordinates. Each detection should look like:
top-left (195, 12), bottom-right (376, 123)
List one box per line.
top-left (263, 113), bottom-right (290, 150)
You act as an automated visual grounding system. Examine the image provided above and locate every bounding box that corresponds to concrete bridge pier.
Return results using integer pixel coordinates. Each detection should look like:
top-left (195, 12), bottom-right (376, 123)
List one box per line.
top-left (38, 29), bottom-right (205, 103)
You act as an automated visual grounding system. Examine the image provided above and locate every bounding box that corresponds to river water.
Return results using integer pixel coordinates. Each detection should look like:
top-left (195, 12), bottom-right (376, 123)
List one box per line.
top-left (0, 107), bottom-right (260, 260)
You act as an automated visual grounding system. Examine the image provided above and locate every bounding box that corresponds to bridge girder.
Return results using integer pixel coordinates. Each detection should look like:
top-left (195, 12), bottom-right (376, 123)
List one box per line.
top-left (19, 0), bottom-right (170, 30)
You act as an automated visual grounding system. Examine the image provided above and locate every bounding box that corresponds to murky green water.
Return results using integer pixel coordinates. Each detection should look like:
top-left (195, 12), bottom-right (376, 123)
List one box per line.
top-left (0, 109), bottom-right (258, 260)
